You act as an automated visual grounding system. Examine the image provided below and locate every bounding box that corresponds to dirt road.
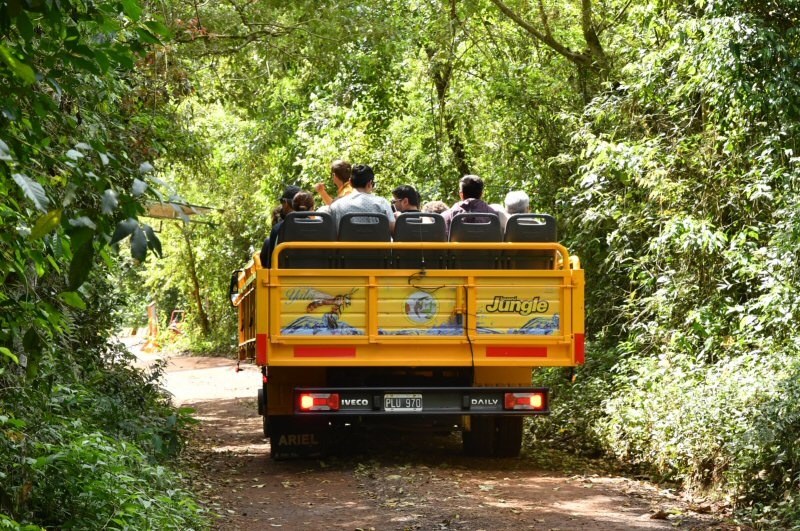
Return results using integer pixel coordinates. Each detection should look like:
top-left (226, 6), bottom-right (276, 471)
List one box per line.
top-left (152, 352), bottom-right (738, 530)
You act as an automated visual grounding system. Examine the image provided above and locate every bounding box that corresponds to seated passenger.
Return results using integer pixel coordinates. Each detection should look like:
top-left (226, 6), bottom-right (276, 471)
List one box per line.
top-left (314, 159), bottom-right (353, 206)
top-left (329, 164), bottom-right (395, 234)
top-left (500, 190), bottom-right (530, 232)
top-left (421, 200), bottom-right (448, 215)
top-left (391, 184), bottom-right (421, 219)
top-left (260, 185), bottom-right (301, 268)
top-left (441, 174), bottom-right (496, 234)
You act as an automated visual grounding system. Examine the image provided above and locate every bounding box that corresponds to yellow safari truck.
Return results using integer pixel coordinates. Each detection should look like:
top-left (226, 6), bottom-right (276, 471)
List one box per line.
top-left (230, 211), bottom-right (584, 458)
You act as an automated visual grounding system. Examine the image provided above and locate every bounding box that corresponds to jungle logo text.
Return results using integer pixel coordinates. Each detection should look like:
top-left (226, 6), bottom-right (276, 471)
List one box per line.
top-left (485, 296), bottom-right (549, 315)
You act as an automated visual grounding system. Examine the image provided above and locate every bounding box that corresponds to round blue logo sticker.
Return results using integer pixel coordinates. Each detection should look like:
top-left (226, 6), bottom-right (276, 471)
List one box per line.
top-left (404, 291), bottom-right (438, 324)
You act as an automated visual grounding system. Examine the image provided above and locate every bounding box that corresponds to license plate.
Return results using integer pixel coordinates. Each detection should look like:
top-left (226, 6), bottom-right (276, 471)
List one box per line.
top-left (384, 393), bottom-right (423, 412)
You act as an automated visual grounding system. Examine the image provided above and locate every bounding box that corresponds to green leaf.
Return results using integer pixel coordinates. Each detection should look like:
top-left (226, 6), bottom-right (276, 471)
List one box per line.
top-left (131, 226), bottom-right (148, 262)
top-left (68, 240), bottom-right (94, 289)
top-left (12, 173), bottom-right (49, 212)
top-left (64, 54), bottom-right (101, 75)
top-left (93, 50), bottom-right (110, 73)
top-left (121, 0), bottom-right (143, 21)
top-left (142, 224), bottom-right (162, 258)
top-left (30, 209), bottom-right (62, 239)
top-left (69, 227), bottom-right (94, 251)
top-left (169, 202), bottom-right (191, 223)
top-left (110, 218), bottom-right (138, 245)
top-left (132, 178), bottom-right (147, 196)
top-left (135, 27), bottom-right (161, 45)
top-left (16, 12), bottom-right (34, 42)
top-left (68, 216), bottom-right (97, 230)
top-left (0, 44), bottom-right (36, 85)
top-left (144, 20), bottom-right (173, 38)
top-left (101, 189), bottom-right (118, 214)
top-left (0, 139), bottom-right (12, 161)
top-left (0, 347), bottom-right (18, 364)
top-left (59, 291), bottom-right (86, 310)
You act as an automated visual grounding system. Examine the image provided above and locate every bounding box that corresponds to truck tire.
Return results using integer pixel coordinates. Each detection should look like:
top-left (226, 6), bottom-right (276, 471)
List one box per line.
top-left (462, 416), bottom-right (496, 457)
top-left (257, 388), bottom-right (269, 438)
top-left (495, 416), bottom-right (523, 457)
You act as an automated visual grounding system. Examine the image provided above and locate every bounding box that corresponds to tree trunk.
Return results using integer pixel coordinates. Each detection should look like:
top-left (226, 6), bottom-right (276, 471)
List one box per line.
top-left (182, 226), bottom-right (211, 336)
top-left (426, 0), bottom-right (471, 178)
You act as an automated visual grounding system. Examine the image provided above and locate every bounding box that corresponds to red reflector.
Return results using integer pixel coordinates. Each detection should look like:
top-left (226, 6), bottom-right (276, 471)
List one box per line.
top-left (504, 392), bottom-right (546, 411)
top-left (486, 346), bottom-right (547, 358)
top-left (298, 393), bottom-right (340, 412)
top-left (256, 333), bottom-right (268, 365)
top-left (575, 333), bottom-right (585, 364)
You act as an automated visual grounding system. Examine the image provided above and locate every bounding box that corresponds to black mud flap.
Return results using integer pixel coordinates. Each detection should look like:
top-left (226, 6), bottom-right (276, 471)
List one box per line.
top-left (268, 416), bottom-right (330, 459)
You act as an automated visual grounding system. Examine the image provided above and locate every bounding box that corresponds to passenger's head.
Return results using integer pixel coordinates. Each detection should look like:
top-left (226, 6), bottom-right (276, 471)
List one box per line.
top-left (421, 200), bottom-right (448, 214)
top-left (351, 164), bottom-right (375, 189)
top-left (279, 185), bottom-right (301, 219)
top-left (271, 205), bottom-right (282, 226)
top-left (331, 159), bottom-right (352, 187)
top-left (459, 175), bottom-right (484, 199)
top-left (292, 191), bottom-right (315, 212)
top-left (504, 191), bottom-right (530, 214)
top-left (391, 185), bottom-right (420, 212)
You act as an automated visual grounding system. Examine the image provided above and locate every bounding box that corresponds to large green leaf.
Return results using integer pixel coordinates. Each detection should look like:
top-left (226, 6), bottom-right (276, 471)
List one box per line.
top-left (59, 291), bottom-right (86, 310)
top-left (68, 240), bottom-right (94, 289)
top-left (0, 44), bottom-right (36, 85)
top-left (12, 173), bottom-right (49, 212)
top-left (132, 178), bottom-right (148, 196)
top-left (0, 139), bottom-right (12, 161)
top-left (110, 218), bottom-right (139, 245)
top-left (144, 20), bottom-right (173, 38)
top-left (142, 224), bottom-right (162, 258)
top-left (120, 0), bottom-right (143, 21)
top-left (130, 226), bottom-right (148, 262)
top-left (101, 189), bottom-right (118, 214)
top-left (30, 209), bottom-right (62, 239)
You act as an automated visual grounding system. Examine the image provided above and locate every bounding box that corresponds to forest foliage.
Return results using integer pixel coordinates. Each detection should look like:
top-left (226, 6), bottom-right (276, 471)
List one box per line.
top-left (3, 0), bottom-right (800, 528)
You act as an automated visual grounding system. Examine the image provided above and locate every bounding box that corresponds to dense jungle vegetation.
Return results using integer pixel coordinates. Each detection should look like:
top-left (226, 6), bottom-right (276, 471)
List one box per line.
top-left (2, 0), bottom-right (799, 528)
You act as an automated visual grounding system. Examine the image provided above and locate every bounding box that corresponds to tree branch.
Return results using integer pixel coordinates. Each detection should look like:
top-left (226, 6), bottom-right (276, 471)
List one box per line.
top-left (490, 0), bottom-right (610, 75)
top-left (489, 0), bottom-right (594, 69)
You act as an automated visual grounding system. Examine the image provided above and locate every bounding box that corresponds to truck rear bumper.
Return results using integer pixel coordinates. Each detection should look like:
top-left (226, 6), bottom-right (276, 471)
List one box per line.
top-left (293, 386), bottom-right (549, 416)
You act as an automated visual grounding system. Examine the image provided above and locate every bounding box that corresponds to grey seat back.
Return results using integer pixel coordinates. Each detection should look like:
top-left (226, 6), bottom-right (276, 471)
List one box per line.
top-left (337, 212), bottom-right (391, 268)
top-left (278, 211), bottom-right (336, 268)
top-left (393, 212), bottom-right (447, 269)
top-left (448, 212), bottom-right (502, 269)
top-left (503, 213), bottom-right (557, 269)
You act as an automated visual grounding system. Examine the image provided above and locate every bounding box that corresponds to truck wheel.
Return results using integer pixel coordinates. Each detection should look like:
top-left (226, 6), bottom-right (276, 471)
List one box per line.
top-left (257, 389), bottom-right (269, 438)
top-left (495, 417), bottom-right (523, 457)
top-left (462, 416), bottom-right (496, 457)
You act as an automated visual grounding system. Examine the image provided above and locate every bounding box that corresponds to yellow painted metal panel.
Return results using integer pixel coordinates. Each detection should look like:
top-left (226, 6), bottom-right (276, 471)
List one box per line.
top-left (277, 279), bottom-right (368, 336)
top-left (474, 277), bottom-right (563, 335)
top-left (376, 283), bottom-right (463, 336)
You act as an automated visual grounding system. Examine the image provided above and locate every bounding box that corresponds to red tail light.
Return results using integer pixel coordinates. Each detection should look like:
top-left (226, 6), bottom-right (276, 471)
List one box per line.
top-left (298, 393), bottom-right (340, 411)
top-left (504, 392), bottom-right (546, 411)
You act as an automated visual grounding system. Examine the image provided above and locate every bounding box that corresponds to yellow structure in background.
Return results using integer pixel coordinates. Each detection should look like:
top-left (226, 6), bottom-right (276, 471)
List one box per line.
top-left (141, 302), bottom-right (160, 353)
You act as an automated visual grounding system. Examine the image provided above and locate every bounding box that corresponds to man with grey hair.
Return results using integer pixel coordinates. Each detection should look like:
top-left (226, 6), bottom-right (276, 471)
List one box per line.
top-left (504, 190), bottom-right (530, 214)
